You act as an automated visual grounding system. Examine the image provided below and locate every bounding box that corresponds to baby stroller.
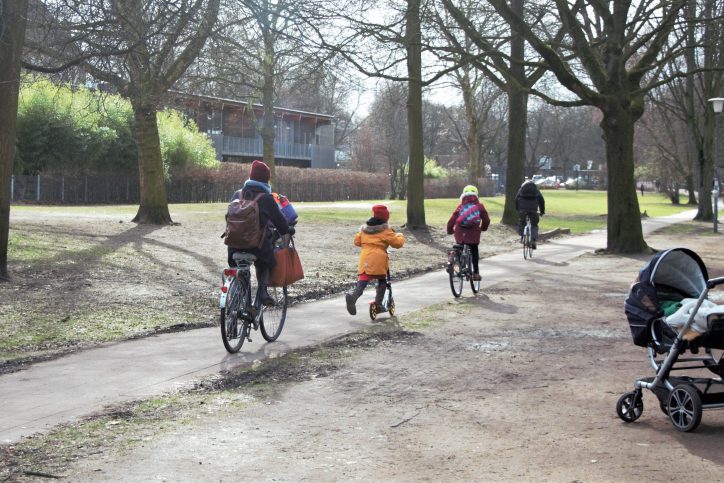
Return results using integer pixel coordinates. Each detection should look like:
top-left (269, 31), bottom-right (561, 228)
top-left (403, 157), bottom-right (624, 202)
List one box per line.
top-left (618, 248), bottom-right (724, 432)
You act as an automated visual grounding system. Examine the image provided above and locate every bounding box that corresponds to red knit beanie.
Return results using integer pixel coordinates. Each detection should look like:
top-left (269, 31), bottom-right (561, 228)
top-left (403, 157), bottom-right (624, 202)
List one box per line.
top-left (249, 160), bottom-right (271, 183)
top-left (372, 204), bottom-right (389, 222)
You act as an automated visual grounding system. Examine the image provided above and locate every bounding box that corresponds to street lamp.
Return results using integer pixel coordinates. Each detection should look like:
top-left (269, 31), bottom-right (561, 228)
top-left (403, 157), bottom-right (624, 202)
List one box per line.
top-left (708, 98), bottom-right (723, 233)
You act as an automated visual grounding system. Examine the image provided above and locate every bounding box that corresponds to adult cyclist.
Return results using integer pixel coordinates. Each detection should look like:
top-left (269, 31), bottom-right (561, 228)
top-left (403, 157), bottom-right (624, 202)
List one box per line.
top-left (515, 178), bottom-right (545, 249)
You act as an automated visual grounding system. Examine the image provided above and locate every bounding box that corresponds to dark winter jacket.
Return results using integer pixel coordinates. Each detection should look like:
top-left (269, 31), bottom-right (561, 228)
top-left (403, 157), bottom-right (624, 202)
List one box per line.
top-left (446, 194), bottom-right (491, 245)
top-left (227, 181), bottom-right (290, 268)
top-left (515, 181), bottom-right (545, 214)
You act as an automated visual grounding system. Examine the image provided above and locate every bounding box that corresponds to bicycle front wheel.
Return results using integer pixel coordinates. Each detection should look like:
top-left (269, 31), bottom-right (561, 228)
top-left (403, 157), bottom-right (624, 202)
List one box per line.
top-left (221, 277), bottom-right (248, 353)
top-left (449, 256), bottom-right (463, 298)
top-left (260, 285), bottom-right (288, 342)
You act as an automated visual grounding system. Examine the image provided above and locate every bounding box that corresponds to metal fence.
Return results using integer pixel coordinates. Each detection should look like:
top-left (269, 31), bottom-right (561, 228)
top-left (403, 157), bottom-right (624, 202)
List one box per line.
top-left (10, 173), bottom-right (391, 204)
top-left (10, 173), bottom-right (498, 205)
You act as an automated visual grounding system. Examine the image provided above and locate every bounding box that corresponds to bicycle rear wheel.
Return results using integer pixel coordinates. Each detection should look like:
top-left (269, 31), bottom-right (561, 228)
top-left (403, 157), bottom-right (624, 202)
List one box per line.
top-left (260, 285), bottom-right (287, 342)
top-left (523, 229), bottom-right (532, 260)
top-left (221, 277), bottom-right (249, 353)
top-left (449, 254), bottom-right (463, 298)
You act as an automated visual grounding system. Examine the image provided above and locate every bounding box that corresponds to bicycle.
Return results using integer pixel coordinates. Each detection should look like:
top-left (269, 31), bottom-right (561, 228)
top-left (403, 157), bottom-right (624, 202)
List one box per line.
top-left (369, 270), bottom-right (395, 320)
top-left (522, 215), bottom-right (533, 260)
top-left (447, 243), bottom-right (480, 298)
top-left (219, 248), bottom-right (288, 353)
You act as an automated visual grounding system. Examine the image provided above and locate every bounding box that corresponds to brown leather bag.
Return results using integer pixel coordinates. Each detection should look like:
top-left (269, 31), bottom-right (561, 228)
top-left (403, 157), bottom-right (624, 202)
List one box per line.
top-left (269, 238), bottom-right (304, 287)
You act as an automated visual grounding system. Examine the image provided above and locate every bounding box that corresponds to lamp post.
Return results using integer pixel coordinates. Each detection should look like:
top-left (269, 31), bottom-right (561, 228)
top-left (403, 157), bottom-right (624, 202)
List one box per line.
top-left (709, 97), bottom-right (723, 233)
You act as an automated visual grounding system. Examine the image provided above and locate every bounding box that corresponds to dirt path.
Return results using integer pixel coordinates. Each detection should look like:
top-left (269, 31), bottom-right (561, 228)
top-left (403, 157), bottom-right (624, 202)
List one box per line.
top-left (13, 227), bottom-right (722, 481)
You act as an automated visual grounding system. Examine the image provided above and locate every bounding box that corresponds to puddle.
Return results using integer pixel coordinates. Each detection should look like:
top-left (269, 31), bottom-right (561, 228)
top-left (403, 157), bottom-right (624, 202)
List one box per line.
top-left (466, 341), bottom-right (510, 352)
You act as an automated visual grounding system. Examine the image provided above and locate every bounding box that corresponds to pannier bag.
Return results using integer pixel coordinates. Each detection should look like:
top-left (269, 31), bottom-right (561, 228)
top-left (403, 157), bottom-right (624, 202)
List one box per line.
top-left (269, 239), bottom-right (304, 287)
top-left (223, 192), bottom-right (264, 249)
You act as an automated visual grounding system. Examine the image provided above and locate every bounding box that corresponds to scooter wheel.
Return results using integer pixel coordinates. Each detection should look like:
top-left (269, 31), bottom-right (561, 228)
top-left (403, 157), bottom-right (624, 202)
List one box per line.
top-left (369, 302), bottom-right (377, 320)
top-left (389, 298), bottom-right (395, 316)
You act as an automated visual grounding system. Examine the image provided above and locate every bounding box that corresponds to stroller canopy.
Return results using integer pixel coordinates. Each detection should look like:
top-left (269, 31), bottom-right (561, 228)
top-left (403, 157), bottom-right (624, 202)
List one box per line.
top-left (645, 248), bottom-right (708, 298)
top-left (625, 248), bottom-right (709, 347)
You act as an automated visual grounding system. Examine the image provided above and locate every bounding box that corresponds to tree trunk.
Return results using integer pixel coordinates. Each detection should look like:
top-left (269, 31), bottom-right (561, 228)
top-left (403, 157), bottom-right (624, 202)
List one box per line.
top-left (405, 0), bottom-right (426, 228)
top-left (261, 34), bottom-right (277, 181)
top-left (600, 107), bottom-right (647, 253)
top-left (131, 103), bottom-right (173, 224)
top-left (0, 0), bottom-right (29, 281)
top-left (502, 86), bottom-right (527, 225)
top-left (686, 173), bottom-right (697, 205)
top-left (695, 125), bottom-right (714, 221)
top-left (459, 69), bottom-right (481, 183)
top-left (501, 0), bottom-right (527, 226)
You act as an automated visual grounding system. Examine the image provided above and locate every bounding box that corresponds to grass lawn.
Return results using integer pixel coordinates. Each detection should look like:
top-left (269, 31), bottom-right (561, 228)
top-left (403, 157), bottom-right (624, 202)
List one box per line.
top-left (9, 190), bottom-right (694, 236)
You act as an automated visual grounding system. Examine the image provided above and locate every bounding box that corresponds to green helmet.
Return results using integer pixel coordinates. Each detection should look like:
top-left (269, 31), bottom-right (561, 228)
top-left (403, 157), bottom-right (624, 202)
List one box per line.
top-left (462, 185), bottom-right (478, 196)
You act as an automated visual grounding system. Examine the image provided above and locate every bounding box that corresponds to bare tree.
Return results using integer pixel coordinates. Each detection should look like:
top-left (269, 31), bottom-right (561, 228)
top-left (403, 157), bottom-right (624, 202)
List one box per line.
top-left (440, 0), bottom-right (561, 225)
top-left (0, 0), bottom-right (30, 281)
top-left (481, 0), bottom-right (689, 253)
top-left (310, 0), bottom-right (464, 228)
top-left (356, 81), bottom-right (410, 199)
top-left (25, 0), bottom-right (220, 224)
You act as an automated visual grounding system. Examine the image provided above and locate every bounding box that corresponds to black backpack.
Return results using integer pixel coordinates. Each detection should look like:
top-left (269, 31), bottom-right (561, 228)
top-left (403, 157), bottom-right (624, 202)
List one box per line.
top-left (519, 181), bottom-right (539, 198)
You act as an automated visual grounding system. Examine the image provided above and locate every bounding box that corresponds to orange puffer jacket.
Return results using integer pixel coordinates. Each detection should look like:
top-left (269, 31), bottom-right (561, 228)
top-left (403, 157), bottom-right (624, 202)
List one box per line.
top-left (354, 223), bottom-right (405, 276)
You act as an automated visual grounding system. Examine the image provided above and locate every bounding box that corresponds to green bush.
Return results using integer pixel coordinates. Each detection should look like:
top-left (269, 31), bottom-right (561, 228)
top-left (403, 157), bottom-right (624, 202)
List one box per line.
top-left (158, 110), bottom-right (218, 172)
top-left (15, 77), bottom-right (218, 176)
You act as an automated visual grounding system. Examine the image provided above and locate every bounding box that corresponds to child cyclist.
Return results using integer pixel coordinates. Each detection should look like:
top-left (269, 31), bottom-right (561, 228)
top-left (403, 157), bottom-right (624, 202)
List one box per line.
top-left (345, 204), bottom-right (405, 315)
top-left (446, 185), bottom-right (490, 281)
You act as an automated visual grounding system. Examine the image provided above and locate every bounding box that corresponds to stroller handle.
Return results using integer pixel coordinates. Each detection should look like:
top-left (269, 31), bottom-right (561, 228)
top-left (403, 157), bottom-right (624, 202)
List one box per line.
top-left (707, 276), bottom-right (724, 289)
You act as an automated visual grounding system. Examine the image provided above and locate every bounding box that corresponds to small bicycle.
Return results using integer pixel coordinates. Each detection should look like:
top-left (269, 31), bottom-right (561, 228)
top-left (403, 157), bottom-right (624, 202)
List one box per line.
top-left (522, 215), bottom-right (533, 260)
top-left (447, 243), bottom-right (480, 298)
top-left (219, 251), bottom-right (288, 353)
top-left (369, 271), bottom-right (395, 320)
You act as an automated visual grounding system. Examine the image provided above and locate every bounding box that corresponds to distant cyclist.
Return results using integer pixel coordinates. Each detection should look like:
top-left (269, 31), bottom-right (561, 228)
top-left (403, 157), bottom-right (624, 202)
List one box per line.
top-left (446, 185), bottom-right (490, 281)
top-left (515, 178), bottom-right (545, 249)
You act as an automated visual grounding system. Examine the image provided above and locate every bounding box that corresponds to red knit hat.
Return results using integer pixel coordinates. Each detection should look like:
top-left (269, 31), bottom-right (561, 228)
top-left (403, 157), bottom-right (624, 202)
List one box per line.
top-left (249, 160), bottom-right (271, 183)
top-left (372, 204), bottom-right (389, 222)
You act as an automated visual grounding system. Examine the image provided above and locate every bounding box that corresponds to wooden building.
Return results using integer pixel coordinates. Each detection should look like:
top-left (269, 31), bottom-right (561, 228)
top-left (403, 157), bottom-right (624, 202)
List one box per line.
top-left (166, 92), bottom-right (336, 169)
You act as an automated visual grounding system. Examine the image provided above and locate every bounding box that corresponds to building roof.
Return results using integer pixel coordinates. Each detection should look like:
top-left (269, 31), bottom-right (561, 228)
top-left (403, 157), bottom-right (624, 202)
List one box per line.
top-left (168, 91), bottom-right (335, 120)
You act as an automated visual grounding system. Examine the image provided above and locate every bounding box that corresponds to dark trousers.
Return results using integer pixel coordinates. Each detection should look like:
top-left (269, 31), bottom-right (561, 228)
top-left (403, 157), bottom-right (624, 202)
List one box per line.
top-left (464, 243), bottom-right (480, 274)
top-left (518, 211), bottom-right (540, 240)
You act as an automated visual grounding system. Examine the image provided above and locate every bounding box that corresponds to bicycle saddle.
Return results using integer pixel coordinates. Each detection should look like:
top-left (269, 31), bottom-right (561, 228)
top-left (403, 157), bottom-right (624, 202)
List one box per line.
top-left (232, 252), bottom-right (257, 264)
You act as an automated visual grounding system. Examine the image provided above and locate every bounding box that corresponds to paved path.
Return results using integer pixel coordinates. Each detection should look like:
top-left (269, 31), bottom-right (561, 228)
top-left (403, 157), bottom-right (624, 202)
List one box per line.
top-left (0, 211), bottom-right (697, 443)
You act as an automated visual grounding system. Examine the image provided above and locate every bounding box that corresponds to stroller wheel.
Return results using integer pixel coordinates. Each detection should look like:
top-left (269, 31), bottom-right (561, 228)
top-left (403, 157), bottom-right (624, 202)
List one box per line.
top-left (667, 384), bottom-right (702, 432)
top-left (616, 391), bottom-right (643, 423)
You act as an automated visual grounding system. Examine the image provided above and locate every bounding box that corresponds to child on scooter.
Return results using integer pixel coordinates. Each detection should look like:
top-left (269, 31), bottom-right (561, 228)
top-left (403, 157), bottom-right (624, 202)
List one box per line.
top-left (345, 204), bottom-right (405, 315)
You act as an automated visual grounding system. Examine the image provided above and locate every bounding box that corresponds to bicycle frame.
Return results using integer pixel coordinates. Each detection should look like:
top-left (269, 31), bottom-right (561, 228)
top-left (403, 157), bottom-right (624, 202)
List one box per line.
top-left (220, 254), bottom-right (262, 326)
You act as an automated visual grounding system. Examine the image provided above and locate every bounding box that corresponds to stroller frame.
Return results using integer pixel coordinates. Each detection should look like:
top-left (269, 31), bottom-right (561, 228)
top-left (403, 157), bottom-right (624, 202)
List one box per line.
top-left (618, 248), bottom-right (724, 432)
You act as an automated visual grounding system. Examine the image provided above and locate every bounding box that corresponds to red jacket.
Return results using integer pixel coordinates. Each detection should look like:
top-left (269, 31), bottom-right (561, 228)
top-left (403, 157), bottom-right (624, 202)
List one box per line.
top-left (446, 195), bottom-right (490, 245)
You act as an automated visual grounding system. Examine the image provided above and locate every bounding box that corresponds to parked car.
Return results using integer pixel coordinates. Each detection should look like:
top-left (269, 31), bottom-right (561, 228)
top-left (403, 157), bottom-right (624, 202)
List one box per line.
top-left (564, 177), bottom-right (595, 189)
top-left (534, 176), bottom-right (560, 189)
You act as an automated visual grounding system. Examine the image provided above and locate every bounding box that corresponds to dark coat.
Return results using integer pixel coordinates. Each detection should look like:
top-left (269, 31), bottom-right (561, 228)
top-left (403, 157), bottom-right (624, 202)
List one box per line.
top-left (515, 181), bottom-right (545, 214)
top-left (446, 195), bottom-right (491, 245)
top-left (227, 185), bottom-right (290, 268)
